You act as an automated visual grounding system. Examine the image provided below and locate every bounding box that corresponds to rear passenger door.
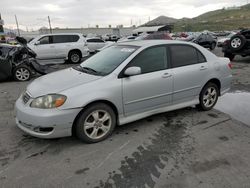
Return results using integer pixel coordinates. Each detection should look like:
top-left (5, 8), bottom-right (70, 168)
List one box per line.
top-left (52, 35), bottom-right (80, 59)
top-left (169, 45), bottom-right (208, 104)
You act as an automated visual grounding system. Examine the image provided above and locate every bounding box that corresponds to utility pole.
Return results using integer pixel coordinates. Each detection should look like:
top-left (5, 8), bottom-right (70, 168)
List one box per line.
top-left (48, 16), bottom-right (52, 34)
top-left (15, 15), bottom-right (20, 36)
top-left (0, 13), bottom-right (4, 33)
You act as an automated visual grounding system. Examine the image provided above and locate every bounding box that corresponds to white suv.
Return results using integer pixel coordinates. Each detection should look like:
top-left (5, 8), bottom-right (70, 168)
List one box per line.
top-left (28, 33), bottom-right (89, 63)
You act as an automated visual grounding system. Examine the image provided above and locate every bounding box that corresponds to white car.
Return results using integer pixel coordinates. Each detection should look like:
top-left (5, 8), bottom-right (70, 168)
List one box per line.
top-left (28, 33), bottom-right (89, 63)
top-left (86, 38), bottom-right (114, 53)
top-left (118, 36), bottom-right (136, 42)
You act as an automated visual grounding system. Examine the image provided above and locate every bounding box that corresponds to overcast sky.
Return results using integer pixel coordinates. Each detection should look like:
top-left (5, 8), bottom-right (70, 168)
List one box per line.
top-left (0, 0), bottom-right (248, 30)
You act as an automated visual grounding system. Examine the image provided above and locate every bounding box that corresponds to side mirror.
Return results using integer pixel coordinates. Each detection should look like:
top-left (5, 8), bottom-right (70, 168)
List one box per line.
top-left (124, 66), bottom-right (141, 77)
top-left (34, 41), bottom-right (41, 45)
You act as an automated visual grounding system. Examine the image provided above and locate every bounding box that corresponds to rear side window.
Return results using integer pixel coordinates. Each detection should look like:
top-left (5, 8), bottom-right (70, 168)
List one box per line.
top-left (52, 35), bottom-right (79, 43)
top-left (128, 46), bottom-right (167, 74)
top-left (170, 45), bottom-right (206, 68)
top-left (87, 38), bottom-right (104, 43)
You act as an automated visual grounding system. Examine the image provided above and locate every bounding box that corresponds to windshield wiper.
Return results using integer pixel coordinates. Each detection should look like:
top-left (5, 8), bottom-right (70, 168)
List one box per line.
top-left (81, 66), bottom-right (98, 74)
top-left (73, 66), bottom-right (105, 76)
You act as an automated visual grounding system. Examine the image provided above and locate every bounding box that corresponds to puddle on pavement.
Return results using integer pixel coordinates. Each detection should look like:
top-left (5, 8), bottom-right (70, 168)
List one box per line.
top-left (215, 90), bottom-right (250, 126)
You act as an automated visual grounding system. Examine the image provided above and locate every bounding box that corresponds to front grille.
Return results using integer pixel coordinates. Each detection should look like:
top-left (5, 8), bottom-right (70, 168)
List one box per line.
top-left (22, 92), bottom-right (31, 104)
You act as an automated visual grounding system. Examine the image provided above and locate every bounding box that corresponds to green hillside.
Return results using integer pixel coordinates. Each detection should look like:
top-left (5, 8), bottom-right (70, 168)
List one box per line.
top-left (174, 4), bottom-right (250, 32)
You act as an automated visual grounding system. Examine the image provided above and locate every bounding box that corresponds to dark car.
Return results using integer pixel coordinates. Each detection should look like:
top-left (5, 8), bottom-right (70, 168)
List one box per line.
top-left (143, 32), bottom-right (173, 40)
top-left (192, 33), bottom-right (217, 50)
top-left (222, 29), bottom-right (250, 61)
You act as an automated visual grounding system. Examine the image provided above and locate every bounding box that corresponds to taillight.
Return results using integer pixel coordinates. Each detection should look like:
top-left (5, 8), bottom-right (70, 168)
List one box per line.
top-left (228, 62), bottom-right (232, 69)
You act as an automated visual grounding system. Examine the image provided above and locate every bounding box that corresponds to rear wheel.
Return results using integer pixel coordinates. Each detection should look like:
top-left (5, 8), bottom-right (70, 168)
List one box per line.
top-left (224, 53), bottom-right (235, 61)
top-left (68, 51), bottom-right (81, 64)
top-left (13, 65), bottom-right (31, 81)
top-left (196, 83), bottom-right (219, 111)
top-left (210, 42), bottom-right (216, 50)
top-left (75, 103), bottom-right (116, 143)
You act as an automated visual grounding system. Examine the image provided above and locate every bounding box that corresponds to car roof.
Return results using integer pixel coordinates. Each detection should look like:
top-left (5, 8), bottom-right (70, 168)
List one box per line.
top-left (39, 33), bottom-right (82, 37)
top-left (117, 40), bottom-right (195, 48)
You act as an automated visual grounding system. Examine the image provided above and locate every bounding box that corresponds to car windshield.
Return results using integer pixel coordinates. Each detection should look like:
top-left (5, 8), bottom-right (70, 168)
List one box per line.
top-left (80, 45), bottom-right (138, 76)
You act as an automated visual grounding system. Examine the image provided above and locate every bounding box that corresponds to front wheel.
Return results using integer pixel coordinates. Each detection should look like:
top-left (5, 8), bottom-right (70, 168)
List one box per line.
top-left (13, 65), bottom-right (31, 81)
top-left (196, 83), bottom-right (219, 111)
top-left (75, 103), bottom-right (116, 143)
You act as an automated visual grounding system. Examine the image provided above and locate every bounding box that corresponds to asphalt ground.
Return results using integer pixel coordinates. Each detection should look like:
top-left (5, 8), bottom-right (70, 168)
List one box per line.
top-left (0, 47), bottom-right (250, 188)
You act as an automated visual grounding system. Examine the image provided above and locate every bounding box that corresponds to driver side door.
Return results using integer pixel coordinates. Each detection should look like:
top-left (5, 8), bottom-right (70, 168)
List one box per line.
top-left (121, 46), bottom-right (173, 116)
top-left (32, 36), bottom-right (56, 59)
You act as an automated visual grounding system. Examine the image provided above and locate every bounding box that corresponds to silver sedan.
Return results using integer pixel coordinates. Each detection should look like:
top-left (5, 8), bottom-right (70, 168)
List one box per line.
top-left (15, 40), bottom-right (232, 143)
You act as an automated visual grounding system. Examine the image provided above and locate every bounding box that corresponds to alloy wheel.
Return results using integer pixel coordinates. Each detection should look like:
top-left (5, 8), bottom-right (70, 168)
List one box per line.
top-left (15, 68), bottom-right (30, 81)
top-left (83, 110), bottom-right (112, 140)
top-left (202, 87), bottom-right (217, 108)
top-left (231, 38), bottom-right (241, 48)
top-left (71, 54), bottom-right (80, 63)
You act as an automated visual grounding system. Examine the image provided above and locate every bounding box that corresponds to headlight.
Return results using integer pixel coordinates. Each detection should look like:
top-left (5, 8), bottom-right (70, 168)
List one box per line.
top-left (30, 94), bottom-right (67, 109)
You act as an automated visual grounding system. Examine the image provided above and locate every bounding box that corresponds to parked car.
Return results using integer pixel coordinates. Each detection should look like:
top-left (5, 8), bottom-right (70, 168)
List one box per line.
top-left (222, 29), bottom-right (250, 61)
top-left (217, 32), bottom-right (236, 47)
top-left (0, 37), bottom-right (56, 82)
top-left (15, 40), bottom-right (232, 143)
top-left (143, 32), bottom-right (173, 40)
top-left (118, 36), bottom-right (136, 42)
top-left (28, 33), bottom-right (89, 63)
top-left (86, 38), bottom-right (113, 53)
top-left (192, 33), bottom-right (217, 50)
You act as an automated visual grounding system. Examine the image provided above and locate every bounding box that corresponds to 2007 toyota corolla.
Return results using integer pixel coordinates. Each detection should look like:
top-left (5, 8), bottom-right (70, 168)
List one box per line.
top-left (15, 40), bottom-right (232, 143)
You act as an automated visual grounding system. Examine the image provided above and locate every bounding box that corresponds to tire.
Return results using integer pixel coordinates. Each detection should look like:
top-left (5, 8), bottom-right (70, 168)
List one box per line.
top-left (229, 35), bottom-right (246, 51)
top-left (68, 51), bottom-right (81, 64)
top-left (224, 53), bottom-right (235, 61)
top-left (210, 42), bottom-right (216, 50)
top-left (196, 83), bottom-right (219, 111)
top-left (75, 103), bottom-right (116, 143)
top-left (13, 65), bottom-right (31, 81)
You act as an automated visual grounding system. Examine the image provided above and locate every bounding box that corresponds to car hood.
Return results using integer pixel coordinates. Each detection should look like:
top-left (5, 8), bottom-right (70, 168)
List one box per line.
top-left (27, 68), bottom-right (101, 98)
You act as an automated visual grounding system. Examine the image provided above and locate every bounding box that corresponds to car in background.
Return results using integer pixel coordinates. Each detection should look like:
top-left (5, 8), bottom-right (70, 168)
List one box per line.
top-left (15, 40), bottom-right (232, 143)
top-left (28, 33), bottom-right (89, 64)
top-left (217, 32), bottom-right (236, 47)
top-left (222, 29), bottom-right (250, 61)
top-left (192, 33), bottom-right (217, 50)
top-left (6, 38), bottom-right (18, 45)
top-left (142, 32), bottom-right (173, 40)
top-left (86, 38), bottom-right (113, 53)
top-left (118, 36), bottom-right (136, 42)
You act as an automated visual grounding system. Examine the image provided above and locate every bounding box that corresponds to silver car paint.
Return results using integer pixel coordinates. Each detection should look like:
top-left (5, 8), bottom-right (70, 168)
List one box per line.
top-left (15, 40), bottom-right (232, 138)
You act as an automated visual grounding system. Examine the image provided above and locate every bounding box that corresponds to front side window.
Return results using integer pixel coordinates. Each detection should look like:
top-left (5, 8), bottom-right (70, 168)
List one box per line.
top-left (79, 45), bottom-right (138, 75)
top-left (170, 45), bottom-right (206, 68)
top-left (128, 46), bottom-right (167, 74)
top-left (39, 36), bottom-right (50, 45)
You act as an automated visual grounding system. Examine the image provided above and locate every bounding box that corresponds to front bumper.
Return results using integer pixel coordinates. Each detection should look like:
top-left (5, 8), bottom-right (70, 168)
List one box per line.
top-left (15, 96), bottom-right (82, 139)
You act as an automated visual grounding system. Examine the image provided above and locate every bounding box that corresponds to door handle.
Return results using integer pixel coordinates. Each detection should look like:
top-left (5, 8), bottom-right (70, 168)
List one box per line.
top-left (50, 46), bottom-right (55, 48)
top-left (162, 73), bottom-right (172, 78)
top-left (200, 66), bottom-right (207, 70)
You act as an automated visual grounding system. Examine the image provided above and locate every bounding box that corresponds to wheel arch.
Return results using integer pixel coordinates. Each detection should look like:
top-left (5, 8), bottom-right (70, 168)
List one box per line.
top-left (68, 49), bottom-right (82, 58)
top-left (202, 78), bottom-right (221, 96)
top-left (71, 100), bottom-right (119, 136)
